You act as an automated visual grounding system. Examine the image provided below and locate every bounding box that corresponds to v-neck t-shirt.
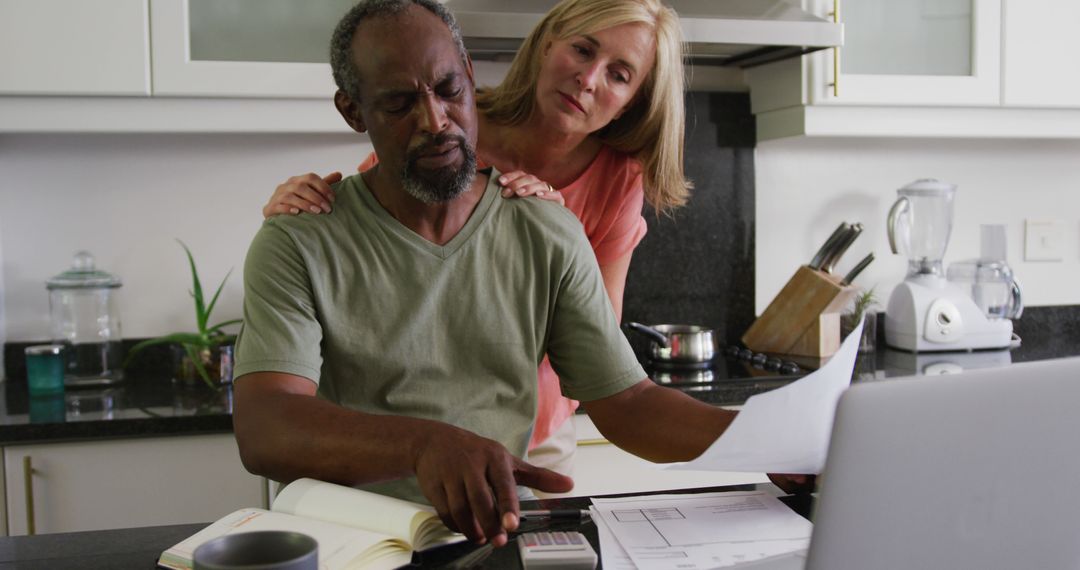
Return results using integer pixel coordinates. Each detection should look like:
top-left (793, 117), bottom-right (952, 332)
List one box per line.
top-left (234, 170), bottom-right (646, 503)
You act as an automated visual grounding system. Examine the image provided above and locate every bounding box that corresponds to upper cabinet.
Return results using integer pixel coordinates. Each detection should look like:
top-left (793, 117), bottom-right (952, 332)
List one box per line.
top-left (1002, 0), bottom-right (1080, 108)
top-left (810, 0), bottom-right (1000, 106)
top-left (0, 0), bottom-right (353, 131)
top-left (748, 0), bottom-right (1080, 140)
top-left (0, 0), bottom-right (150, 96)
top-left (149, 0), bottom-right (347, 98)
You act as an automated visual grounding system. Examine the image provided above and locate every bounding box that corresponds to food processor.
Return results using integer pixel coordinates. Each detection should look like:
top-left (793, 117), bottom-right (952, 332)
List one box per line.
top-left (884, 180), bottom-right (1018, 352)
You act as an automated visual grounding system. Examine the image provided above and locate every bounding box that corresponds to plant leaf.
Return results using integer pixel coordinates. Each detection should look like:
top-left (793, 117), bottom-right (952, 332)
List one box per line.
top-left (123, 332), bottom-right (214, 368)
top-left (204, 268), bottom-right (234, 325)
top-left (178, 240), bottom-right (208, 334)
top-left (206, 319), bottom-right (243, 335)
top-left (184, 343), bottom-right (218, 390)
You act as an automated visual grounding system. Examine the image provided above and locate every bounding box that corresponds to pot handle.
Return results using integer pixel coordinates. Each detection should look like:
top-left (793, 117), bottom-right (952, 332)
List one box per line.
top-left (625, 322), bottom-right (670, 348)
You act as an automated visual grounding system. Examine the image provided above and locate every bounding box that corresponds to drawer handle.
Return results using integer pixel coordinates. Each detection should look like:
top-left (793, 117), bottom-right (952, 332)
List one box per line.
top-left (23, 456), bottom-right (36, 536)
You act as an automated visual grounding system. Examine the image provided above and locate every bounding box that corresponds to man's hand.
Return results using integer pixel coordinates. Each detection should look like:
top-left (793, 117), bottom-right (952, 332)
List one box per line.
top-left (413, 424), bottom-right (573, 547)
top-left (768, 473), bottom-right (817, 495)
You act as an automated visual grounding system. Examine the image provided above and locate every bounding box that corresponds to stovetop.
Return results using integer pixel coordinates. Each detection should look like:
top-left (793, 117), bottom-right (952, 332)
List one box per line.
top-left (642, 346), bottom-right (807, 407)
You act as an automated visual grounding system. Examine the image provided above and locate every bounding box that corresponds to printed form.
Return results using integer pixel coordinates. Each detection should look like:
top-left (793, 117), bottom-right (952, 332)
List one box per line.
top-left (591, 491), bottom-right (811, 570)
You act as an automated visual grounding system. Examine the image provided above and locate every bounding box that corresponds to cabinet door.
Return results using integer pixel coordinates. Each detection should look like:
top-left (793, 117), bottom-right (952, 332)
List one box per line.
top-left (1002, 0), bottom-right (1080, 107)
top-left (149, 0), bottom-right (349, 98)
top-left (0, 0), bottom-right (150, 95)
top-left (3, 434), bottom-right (266, 536)
top-left (809, 0), bottom-right (1001, 106)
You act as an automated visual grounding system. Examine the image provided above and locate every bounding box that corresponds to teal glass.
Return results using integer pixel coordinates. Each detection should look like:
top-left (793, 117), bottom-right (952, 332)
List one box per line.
top-left (29, 394), bottom-right (66, 424)
top-left (25, 345), bottom-right (66, 396)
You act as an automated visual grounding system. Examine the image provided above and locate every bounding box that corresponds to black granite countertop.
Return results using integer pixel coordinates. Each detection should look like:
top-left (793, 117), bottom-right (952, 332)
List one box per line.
top-left (0, 482), bottom-right (808, 569)
top-left (0, 373), bottom-right (234, 445)
top-left (2, 307), bottom-right (1076, 446)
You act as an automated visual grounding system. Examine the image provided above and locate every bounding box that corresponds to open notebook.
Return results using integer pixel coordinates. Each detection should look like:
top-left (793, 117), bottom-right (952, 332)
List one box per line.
top-left (158, 478), bottom-right (463, 570)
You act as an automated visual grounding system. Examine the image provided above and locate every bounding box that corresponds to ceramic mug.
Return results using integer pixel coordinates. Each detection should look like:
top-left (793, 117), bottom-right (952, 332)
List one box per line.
top-left (193, 531), bottom-right (318, 570)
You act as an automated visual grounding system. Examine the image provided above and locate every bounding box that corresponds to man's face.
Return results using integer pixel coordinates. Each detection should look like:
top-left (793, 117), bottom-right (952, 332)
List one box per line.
top-left (343, 5), bottom-right (478, 203)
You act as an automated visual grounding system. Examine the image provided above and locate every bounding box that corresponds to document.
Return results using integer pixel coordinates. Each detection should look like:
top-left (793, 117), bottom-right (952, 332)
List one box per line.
top-left (591, 491), bottom-right (811, 570)
top-left (668, 318), bottom-right (863, 474)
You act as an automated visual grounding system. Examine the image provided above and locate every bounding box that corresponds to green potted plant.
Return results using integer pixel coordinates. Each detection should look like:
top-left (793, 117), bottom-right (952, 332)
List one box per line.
top-left (842, 286), bottom-right (879, 353)
top-left (126, 241), bottom-right (242, 389)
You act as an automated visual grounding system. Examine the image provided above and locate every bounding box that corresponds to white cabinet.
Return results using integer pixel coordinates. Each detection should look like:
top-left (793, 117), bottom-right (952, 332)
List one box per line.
top-left (809, 0), bottom-right (1001, 107)
top-left (747, 0), bottom-right (1080, 140)
top-left (0, 0), bottom-right (150, 96)
top-left (149, 0), bottom-right (347, 98)
top-left (2, 434), bottom-right (266, 536)
top-left (534, 415), bottom-right (768, 499)
top-left (1002, 0), bottom-right (1080, 108)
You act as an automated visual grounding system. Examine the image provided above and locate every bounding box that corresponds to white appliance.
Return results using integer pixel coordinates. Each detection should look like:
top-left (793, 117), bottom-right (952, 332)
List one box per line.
top-left (884, 179), bottom-right (1016, 352)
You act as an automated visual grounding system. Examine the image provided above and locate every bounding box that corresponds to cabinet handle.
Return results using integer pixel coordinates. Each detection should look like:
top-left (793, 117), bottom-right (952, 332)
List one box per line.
top-left (23, 456), bottom-right (36, 536)
top-left (829, 0), bottom-right (841, 97)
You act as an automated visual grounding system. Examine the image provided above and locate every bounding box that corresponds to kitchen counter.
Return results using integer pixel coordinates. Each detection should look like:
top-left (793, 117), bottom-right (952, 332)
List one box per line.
top-left (0, 373), bottom-right (233, 445)
top-left (2, 307), bottom-right (1077, 446)
top-left (0, 482), bottom-right (811, 569)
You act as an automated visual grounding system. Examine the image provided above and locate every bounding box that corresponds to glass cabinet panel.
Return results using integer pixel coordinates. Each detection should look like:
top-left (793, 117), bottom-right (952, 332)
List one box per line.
top-left (188, 0), bottom-right (356, 64)
top-left (843, 0), bottom-right (973, 77)
top-left (808, 0), bottom-right (1000, 106)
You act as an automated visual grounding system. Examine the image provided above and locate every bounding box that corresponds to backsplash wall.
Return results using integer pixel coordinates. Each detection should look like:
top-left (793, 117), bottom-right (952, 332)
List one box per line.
top-left (0, 92), bottom-right (759, 347)
top-left (755, 137), bottom-right (1080, 316)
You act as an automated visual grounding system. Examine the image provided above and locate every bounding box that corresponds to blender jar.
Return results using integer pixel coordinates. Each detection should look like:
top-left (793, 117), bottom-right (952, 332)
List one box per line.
top-left (947, 260), bottom-right (1023, 320)
top-left (887, 179), bottom-right (957, 277)
top-left (46, 251), bottom-right (125, 386)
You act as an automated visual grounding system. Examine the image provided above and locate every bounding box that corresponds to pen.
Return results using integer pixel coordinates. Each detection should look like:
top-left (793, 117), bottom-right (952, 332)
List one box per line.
top-left (520, 509), bottom-right (591, 520)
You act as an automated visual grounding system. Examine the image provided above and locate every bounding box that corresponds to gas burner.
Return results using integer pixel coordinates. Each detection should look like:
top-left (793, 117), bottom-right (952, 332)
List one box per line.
top-left (651, 368), bottom-right (716, 385)
top-left (646, 358), bottom-right (717, 371)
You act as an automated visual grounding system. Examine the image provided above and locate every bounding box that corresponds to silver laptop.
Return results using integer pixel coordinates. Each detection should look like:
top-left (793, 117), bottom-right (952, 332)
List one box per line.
top-left (804, 356), bottom-right (1080, 570)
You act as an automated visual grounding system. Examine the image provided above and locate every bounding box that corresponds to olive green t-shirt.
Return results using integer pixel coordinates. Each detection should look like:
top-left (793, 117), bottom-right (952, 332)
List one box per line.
top-left (234, 170), bottom-right (645, 503)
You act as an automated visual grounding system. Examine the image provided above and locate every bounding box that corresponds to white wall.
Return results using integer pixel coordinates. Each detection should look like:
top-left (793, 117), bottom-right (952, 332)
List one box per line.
top-left (0, 133), bottom-right (373, 341)
top-left (4, 133), bottom-right (1079, 342)
top-left (755, 137), bottom-right (1080, 315)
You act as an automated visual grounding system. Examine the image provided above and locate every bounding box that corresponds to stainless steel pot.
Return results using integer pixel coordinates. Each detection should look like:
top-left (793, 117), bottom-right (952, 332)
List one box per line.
top-left (626, 322), bottom-right (719, 363)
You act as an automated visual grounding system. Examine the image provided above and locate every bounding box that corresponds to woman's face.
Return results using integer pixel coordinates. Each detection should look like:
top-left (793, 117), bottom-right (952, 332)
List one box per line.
top-left (535, 22), bottom-right (657, 137)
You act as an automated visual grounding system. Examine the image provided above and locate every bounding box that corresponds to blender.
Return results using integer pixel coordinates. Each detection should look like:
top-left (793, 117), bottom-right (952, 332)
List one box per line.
top-left (884, 179), bottom-right (1016, 352)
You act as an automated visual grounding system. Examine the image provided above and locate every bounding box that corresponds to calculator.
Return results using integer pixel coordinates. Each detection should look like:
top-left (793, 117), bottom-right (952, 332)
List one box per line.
top-left (517, 531), bottom-right (597, 569)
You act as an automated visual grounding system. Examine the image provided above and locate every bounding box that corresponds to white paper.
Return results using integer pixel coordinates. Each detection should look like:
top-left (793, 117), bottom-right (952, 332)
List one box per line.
top-left (669, 318), bottom-right (863, 474)
top-left (591, 491), bottom-right (810, 570)
top-left (591, 506), bottom-right (638, 570)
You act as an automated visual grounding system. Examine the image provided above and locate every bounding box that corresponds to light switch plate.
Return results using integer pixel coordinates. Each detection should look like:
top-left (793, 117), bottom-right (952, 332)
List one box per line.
top-left (1024, 220), bottom-right (1064, 262)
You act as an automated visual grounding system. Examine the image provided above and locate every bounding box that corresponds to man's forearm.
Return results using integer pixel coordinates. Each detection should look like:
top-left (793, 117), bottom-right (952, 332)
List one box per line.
top-left (583, 380), bottom-right (737, 463)
top-left (232, 378), bottom-right (435, 486)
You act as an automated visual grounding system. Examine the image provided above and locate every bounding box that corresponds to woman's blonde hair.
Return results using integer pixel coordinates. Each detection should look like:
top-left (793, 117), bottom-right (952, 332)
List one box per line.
top-left (475, 0), bottom-right (691, 212)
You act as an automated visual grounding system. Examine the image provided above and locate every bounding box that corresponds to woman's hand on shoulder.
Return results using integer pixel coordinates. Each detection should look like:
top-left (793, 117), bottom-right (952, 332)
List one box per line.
top-left (498, 170), bottom-right (565, 208)
top-left (262, 171), bottom-right (342, 218)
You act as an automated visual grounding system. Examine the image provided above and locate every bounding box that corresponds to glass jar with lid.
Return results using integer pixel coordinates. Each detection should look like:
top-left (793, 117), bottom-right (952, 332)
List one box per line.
top-left (46, 251), bottom-right (125, 386)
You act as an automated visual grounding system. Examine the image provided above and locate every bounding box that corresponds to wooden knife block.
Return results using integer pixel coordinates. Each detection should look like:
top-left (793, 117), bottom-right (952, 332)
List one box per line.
top-left (742, 265), bottom-right (859, 358)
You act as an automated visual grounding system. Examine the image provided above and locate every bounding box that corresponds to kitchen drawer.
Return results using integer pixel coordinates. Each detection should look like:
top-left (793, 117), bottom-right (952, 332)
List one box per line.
top-left (1, 434), bottom-right (266, 536)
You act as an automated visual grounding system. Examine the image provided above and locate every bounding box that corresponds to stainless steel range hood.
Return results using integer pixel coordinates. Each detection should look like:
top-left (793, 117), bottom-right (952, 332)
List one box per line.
top-left (446, 0), bottom-right (843, 68)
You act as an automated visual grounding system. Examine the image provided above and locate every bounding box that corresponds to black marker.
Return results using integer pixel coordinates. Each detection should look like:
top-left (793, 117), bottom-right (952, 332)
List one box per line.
top-left (520, 509), bottom-right (591, 521)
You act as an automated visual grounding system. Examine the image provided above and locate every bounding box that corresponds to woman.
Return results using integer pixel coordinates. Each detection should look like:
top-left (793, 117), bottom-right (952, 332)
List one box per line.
top-left (263, 0), bottom-right (691, 476)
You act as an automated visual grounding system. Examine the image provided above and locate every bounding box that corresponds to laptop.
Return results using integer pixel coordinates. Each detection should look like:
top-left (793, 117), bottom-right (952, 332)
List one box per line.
top-left (743, 356), bottom-right (1080, 569)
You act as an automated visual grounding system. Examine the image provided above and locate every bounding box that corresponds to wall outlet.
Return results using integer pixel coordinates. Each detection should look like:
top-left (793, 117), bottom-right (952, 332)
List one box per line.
top-left (1024, 220), bottom-right (1064, 262)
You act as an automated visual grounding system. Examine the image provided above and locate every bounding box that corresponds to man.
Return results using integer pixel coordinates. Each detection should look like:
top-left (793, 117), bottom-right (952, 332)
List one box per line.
top-left (233, 0), bottom-right (799, 549)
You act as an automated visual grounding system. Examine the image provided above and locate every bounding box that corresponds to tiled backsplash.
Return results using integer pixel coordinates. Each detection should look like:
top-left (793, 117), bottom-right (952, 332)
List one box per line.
top-left (622, 92), bottom-right (756, 353)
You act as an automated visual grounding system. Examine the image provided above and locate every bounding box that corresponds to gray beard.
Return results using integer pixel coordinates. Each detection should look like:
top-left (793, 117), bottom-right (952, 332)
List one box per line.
top-left (401, 138), bottom-right (478, 204)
